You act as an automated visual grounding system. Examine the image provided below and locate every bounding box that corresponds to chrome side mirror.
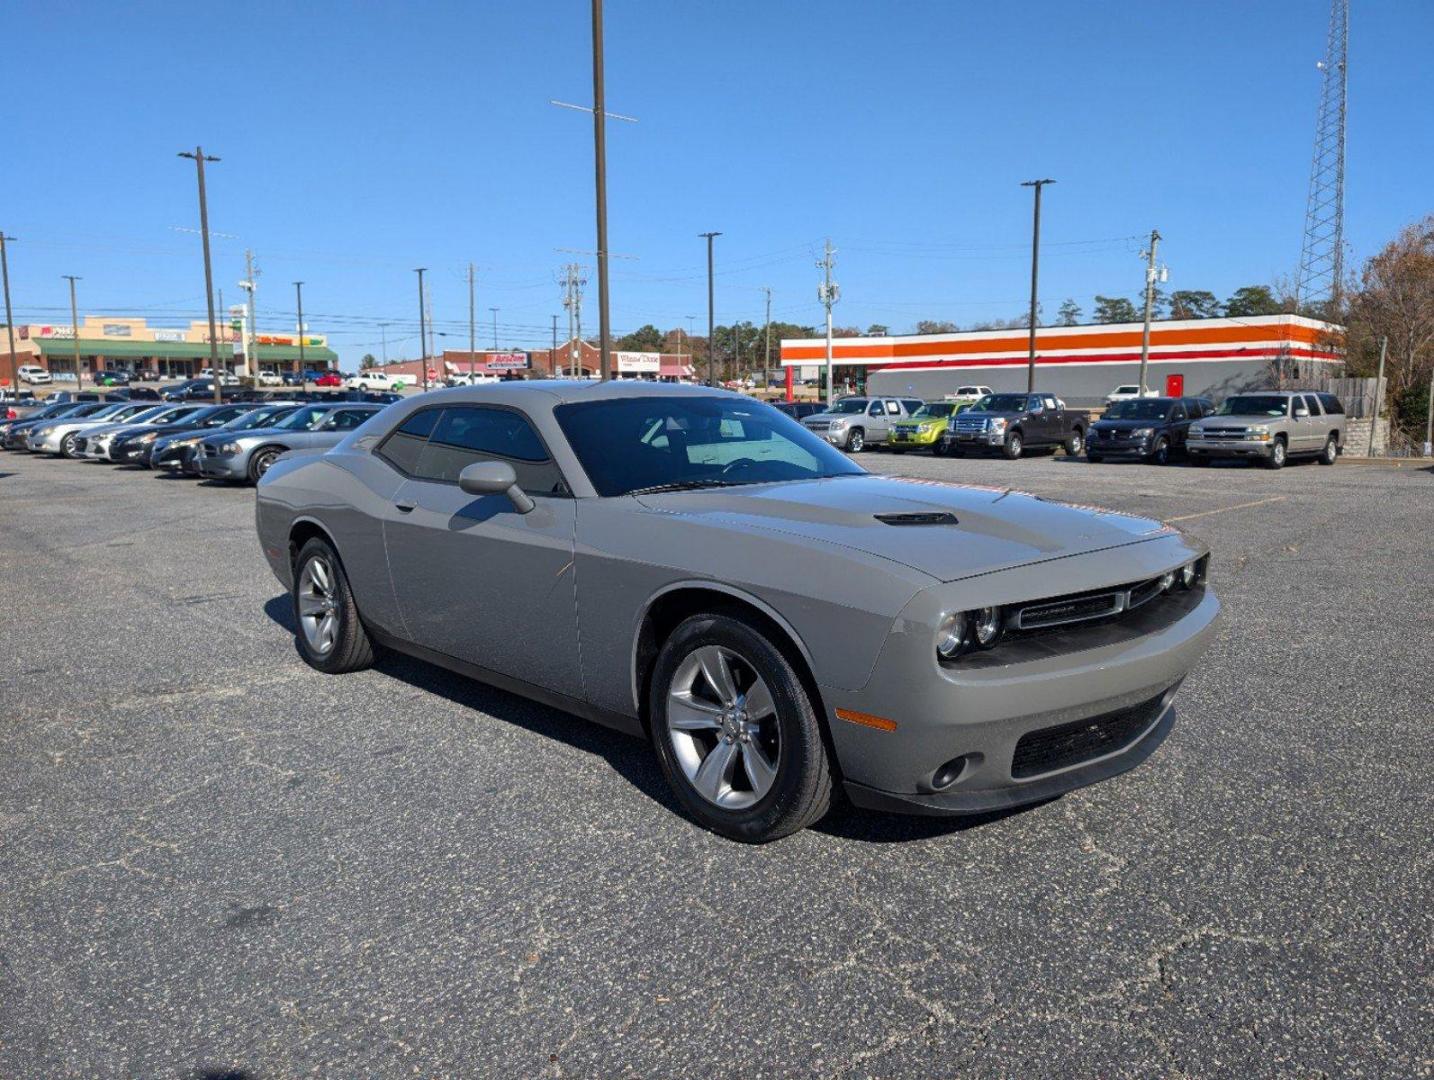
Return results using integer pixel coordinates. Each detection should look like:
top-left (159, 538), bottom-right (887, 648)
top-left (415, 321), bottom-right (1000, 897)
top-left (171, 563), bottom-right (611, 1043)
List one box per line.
top-left (458, 460), bottom-right (535, 513)
top-left (1294, 406), bottom-right (1310, 418)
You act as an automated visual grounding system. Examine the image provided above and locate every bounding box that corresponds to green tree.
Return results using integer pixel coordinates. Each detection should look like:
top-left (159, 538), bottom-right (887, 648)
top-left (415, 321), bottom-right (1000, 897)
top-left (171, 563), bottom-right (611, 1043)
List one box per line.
top-left (915, 320), bottom-right (958, 334)
top-left (615, 324), bottom-right (665, 353)
top-left (1167, 290), bottom-right (1222, 320)
top-left (1224, 285), bottom-right (1282, 317)
top-left (1093, 296), bottom-right (1140, 324)
top-left (866, 323), bottom-right (890, 336)
top-left (359, 353), bottom-right (377, 367)
top-left (1057, 299), bottom-right (1082, 326)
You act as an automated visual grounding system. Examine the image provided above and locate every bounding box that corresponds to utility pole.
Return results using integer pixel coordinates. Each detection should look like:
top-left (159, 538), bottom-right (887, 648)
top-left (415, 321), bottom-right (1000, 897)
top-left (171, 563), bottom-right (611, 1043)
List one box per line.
top-left (1137, 229), bottom-right (1162, 395)
top-left (817, 239), bottom-right (839, 403)
top-left (762, 285), bottom-right (773, 398)
top-left (240, 249), bottom-right (258, 384)
top-left (489, 307), bottom-right (499, 350)
top-left (1368, 335), bottom-right (1387, 458)
top-left (379, 323), bottom-right (389, 366)
top-left (62, 275), bottom-right (83, 390)
top-left (414, 267), bottom-right (428, 392)
top-left (551, 314), bottom-right (559, 372)
top-left (294, 281), bottom-right (306, 384)
top-left (1021, 178), bottom-right (1054, 392)
top-left (700, 232), bottom-right (720, 384)
top-left (468, 262), bottom-right (477, 381)
top-left (1, 233), bottom-right (18, 401)
top-left (179, 147), bottom-right (222, 403)
top-left (1424, 362), bottom-right (1434, 458)
top-left (591, 0), bottom-right (612, 380)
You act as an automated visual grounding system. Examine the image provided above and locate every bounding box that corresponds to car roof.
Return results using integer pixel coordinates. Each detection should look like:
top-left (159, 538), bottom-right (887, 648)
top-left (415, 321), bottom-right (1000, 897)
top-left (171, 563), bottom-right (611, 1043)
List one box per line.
top-left (391, 380), bottom-right (752, 409)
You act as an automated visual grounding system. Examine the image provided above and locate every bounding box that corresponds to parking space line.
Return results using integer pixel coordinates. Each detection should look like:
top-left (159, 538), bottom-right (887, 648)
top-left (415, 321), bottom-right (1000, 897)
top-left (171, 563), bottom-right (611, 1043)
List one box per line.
top-left (1166, 495), bottom-right (1287, 522)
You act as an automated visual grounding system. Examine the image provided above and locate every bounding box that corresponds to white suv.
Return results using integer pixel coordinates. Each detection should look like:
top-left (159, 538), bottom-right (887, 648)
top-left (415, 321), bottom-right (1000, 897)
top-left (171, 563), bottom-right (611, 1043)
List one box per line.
top-left (945, 384), bottom-right (992, 404)
top-left (18, 364), bottom-right (52, 385)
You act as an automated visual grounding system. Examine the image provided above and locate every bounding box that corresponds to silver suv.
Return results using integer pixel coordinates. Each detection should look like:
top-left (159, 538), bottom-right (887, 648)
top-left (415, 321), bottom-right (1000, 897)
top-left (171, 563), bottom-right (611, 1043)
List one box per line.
top-left (801, 396), bottom-right (924, 452)
top-left (1187, 390), bottom-right (1344, 469)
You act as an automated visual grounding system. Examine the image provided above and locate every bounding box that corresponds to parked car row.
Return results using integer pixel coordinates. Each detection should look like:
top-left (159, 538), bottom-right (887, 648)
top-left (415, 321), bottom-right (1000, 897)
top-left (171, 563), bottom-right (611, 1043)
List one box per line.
top-left (0, 397), bottom-right (386, 483)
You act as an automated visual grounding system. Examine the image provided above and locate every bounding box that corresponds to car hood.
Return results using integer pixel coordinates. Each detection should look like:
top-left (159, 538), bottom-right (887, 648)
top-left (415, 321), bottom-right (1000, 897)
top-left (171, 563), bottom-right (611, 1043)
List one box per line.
top-left (634, 474), bottom-right (1173, 583)
top-left (200, 424), bottom-right (292, 444)
top-left (1198, 413), bottom-right (1284, 426)
top-left (1093, 418), bottom-right (1166, 431)
top-left (802, 411), bottom-right (862, 423)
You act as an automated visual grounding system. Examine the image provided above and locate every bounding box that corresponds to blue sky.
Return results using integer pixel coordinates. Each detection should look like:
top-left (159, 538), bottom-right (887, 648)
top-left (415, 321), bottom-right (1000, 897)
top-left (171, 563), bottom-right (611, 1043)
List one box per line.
top-left (5, 0), bottom-right (1432, 363)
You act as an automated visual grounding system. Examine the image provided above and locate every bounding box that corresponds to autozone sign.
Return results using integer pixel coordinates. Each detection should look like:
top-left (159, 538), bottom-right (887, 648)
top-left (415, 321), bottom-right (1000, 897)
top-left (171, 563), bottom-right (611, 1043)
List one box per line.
top-left (484, 352), bottom-right (528, 371)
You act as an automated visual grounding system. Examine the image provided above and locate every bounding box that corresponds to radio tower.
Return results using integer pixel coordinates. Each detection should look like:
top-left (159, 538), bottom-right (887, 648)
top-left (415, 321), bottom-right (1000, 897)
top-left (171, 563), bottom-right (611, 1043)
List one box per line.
top-left (1295, 0), bottom-right (1348, 317)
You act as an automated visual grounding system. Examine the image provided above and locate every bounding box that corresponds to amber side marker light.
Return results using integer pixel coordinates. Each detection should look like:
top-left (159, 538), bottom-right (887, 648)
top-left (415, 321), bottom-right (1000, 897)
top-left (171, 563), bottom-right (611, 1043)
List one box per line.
top-left (835, 708), bottom-right (898, 733)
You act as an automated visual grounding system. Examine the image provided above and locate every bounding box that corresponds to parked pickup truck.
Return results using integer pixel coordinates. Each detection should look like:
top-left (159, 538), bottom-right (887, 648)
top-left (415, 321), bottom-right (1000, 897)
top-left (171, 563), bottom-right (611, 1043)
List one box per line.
top-left (1186, 390), bottom-right (1344, 469)
top-left (801, 395), bottom-right (924, 452)
top-left (940, 392), bottom-right (1086, 460)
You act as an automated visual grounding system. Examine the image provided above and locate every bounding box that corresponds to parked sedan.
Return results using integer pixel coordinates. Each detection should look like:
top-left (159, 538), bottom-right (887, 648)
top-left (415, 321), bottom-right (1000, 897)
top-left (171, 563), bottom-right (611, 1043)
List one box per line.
top-left (1087, 397), bottom-right (1214, 465)
top-left (199, 402), bottom-right (384, 483)
top-left (0, 401), bottom-right (93, 446)
top-left (152, 402), bottom-right (302, 473)
top-left (92, 369), bottom-right (132, 386)
top-left (108, 402), bottom-right (259, 467)
top-left (80, 404), bottom-right (209, 461)
top-left (254, 382), bottom-right (1219, 842)
top-left (314, 371), bottom-right (344, 388)
top-left (25, 402), bottom-right (156, 456)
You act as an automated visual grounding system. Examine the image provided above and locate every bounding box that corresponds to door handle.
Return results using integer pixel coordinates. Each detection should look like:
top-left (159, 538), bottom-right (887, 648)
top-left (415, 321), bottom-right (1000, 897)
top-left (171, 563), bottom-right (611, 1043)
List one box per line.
top-left (394, 500), bottom-right (416, 513)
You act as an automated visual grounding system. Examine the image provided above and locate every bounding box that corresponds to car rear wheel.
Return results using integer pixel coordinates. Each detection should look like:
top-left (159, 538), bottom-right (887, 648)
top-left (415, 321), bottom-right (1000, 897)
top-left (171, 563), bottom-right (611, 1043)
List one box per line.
top-left (248, 447), bottom-right (282, 483)
top-left (844, 428), bottom-right (864, 453)
top-left (1319, 435), bottom-right (1338, 465)
top-left (649, 612), bottom-right (834, 843)
top-left (1002, 431), bottom-right (1023, 460)
top-left (293, 537), bottom-right (375, 674)
top-left (1265, 438), bottom-right (1287, 470)
top-left (1149, 436), bottom-right (1170, 465)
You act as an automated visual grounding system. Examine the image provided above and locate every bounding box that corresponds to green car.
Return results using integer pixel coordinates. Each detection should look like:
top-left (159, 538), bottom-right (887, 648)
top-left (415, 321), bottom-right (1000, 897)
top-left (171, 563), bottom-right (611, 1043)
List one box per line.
top-left (887, 401), bottom-right (963, 454)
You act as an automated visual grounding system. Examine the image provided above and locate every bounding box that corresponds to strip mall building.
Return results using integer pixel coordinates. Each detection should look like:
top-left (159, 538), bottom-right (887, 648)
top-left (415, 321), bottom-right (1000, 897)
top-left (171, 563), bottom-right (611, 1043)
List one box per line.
top-left (781, 314), bottom-right (1342, 406)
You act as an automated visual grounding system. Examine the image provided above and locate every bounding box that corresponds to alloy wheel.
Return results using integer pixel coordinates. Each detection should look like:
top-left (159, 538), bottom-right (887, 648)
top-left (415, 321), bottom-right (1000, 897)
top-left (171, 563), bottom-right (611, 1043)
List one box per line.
top-left (297, 556), bottom-right (340, 656)
top-left (666, 644), bottom-right (781, 810)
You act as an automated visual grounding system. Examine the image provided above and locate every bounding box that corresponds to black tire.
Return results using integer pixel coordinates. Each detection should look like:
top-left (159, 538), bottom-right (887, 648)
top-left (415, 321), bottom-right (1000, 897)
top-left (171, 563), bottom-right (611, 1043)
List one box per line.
top-left (292, 537), bottom-right (375, 674)
top-left (60, 432), bottom-right (78, 458)
top-left (1264, 437), bottom-right (1287, 470)
top-left (1318, 434), bottom-right (1338, 465)
top-left (1086, 451), bottom-right (1104, 464)
top-left (1149, 436), bottom-right (1170, 466)
top-left (844, 428), bottom-right (865, 453)
top-left (1065, 428), bottom-right (1084, 456)
top-left (1189, 454), bottom-right (1209, 466)
top-left (931, 440), bottom-right (947, 457)
top-left (1002, 431), bottom-right (1023, 460)
top-left (248, 446), bottom-right (282, 484)
top-left (648, 612), bottom-right (834, 843)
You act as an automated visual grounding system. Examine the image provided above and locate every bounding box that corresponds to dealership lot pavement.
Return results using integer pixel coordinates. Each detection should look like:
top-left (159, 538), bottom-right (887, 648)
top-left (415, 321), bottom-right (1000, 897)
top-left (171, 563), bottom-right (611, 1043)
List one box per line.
top-left (2, 450), bottom-right (1431, 1079)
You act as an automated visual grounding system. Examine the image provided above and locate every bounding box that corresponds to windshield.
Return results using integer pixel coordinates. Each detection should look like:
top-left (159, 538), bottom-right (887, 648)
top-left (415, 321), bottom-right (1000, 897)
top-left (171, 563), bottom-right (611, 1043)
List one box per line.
top-left (1218, 395), bottom-right (1289, 418)
top-left (222, 405), bottom-right (295, 430)
top-left (829, 398), bottom-right (869, 414)
top-left (910, 403), bottom-right (955, 420)
top-left (276, 405), bottom-right (332, 430)
top-left (555, 396), bottom-right (865, 497)
top-left (970, 394), bottom-right (1028, 412)
top-left (125, 406), bottom-right (169, 423)
top-left (88, 403), bottom-right (131, 419)
top-left (1104, 400), bottom-right (1172, 421)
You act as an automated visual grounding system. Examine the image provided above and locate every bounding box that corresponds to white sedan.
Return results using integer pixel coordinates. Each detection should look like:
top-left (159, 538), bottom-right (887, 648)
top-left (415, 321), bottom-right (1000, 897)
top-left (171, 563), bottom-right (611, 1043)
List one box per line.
top-left (345, 370), bottom-right (403, 391)
top-left (1104, 384), bottom-right (1162, 406)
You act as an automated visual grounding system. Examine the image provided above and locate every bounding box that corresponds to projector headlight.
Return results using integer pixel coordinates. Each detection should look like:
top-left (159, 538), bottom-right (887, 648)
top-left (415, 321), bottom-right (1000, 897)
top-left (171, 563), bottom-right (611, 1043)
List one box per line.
top-left (1179, 560), bottom-right (1199, 589)
top-left (220, 442), bottom-right (242, 454)
top-left (935, 612), bottom-right (969, 660)
top-left (987, 417), bottom-right (1007, 431)
top-left (1132, 427), bottom-right (1155, 438)
top-left (973, 606), bottom-right (1002, 647)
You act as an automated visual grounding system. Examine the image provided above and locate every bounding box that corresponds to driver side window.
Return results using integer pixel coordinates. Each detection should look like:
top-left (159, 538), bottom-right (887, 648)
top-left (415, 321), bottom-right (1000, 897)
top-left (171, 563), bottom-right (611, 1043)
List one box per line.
top-left (868, 401), bottom-right (886, 416)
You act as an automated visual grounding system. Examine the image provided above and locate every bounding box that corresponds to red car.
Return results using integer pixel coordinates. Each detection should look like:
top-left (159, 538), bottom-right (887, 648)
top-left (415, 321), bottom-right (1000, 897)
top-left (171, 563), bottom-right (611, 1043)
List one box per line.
top-left (315, 371), bottom-right (343, 387)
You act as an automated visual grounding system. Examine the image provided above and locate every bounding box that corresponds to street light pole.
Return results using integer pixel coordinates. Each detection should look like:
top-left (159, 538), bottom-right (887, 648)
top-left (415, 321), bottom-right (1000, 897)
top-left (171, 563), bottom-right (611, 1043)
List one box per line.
top-left (1137, 229), bottom-right (1161, 395)
top-left (414, 268), bottom-right (429, 392)
top-left (294, 281), bottom-right (306, 386)
top-left (62, 275), bottom-right (83, 391)
top-left (469, 262), bottom-right (477, 382)
top-left (700, 232), bottom-right (720, 385)
top-left (179, 147), bottom-right (222, 403)
top-left (0, 232), bottom-right (18, 400)
top-left (489, 307), bottom-right (499, 350)
top-left (1021, 178), bottom-right (1054, 393)
top-left (762, 285), bottom-right (773, 398)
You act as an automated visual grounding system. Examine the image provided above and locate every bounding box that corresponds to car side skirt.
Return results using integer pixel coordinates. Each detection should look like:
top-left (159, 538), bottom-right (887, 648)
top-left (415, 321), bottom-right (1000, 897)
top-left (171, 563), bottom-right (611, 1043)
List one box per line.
top-left (368, 626), bottom-right (644, 738)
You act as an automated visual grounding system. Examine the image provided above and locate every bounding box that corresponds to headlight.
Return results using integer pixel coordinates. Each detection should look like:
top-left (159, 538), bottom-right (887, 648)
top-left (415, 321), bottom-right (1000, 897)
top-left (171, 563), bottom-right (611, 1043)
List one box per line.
top-left (1247, 425), bottom-right (1271, 442)
top-left (137, 431), bottom-right (159, 443)
top-left (1159, 571), bottom-right (1177, 592)
top-left (987, 417), bottom-right (1007, 431)
top-left (1132, 427), bottom-right (1155, 438)
top-left (935, 612), bottom-right (969, 660)
top-left (1190, 425), bottom-right (1205, 436)
top-left (973, 606), bottom-right (1002, 647)
top-left (1179, 560), bottom-right (1199, 589)
top-left (35, 426), bottom-right (55, 437)
top-left (220, 442), bottom-right (241, 454)
top-left (171, 436), bottom-right (201, 447)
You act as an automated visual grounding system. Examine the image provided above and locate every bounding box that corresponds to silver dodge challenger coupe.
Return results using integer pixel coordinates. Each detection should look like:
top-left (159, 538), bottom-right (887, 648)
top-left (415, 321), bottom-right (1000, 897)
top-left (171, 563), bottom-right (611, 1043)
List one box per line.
top-left (255, 381), bottom-right (1219, 842)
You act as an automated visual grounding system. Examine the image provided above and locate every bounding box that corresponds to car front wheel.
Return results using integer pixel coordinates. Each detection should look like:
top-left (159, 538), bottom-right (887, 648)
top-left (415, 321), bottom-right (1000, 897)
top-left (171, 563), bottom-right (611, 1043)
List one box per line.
top-left (1002, 431), bottom-right (1023, 460)
top-left (1149, 436), bottom-right (1170, 465)
top-left (292, 537), bottom-right (375, 674)
top-left (649, 612), bottom-right (834, 843)
top-left (248, 447), bottom-right (282, 483)
top-left (1265, 438), bottom-right (1287, 470)
top-left (844, 428), bottom-right (864, 453)
top-left (1065, 429), bottom-right (1084, 456)
top-left (60, 433), bottom-right (79, 458)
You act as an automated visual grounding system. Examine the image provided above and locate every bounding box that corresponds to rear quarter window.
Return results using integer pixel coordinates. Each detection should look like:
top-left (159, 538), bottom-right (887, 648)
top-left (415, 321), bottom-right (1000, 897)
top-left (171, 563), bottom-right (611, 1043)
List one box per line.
top-left (1318, 393), bottom-right (1344, 415)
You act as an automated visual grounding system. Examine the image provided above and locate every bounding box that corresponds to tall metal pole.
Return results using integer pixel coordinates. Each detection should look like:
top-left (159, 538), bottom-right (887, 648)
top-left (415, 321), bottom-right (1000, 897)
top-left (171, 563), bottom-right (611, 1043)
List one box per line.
top-left (414, 268), bottom-right (428, 392)
top-left (242, 249), bottom-right (258, 383)
top-left (1137, 229), bottom-right (1161, 395)
top-left (564, 266), bottom-right (576, 377)
top-left (489, 307), bottom-right (499, 350)
top-left (591, 0), bottom-right (612, 381)
top-left (468, 262), bottom-right (477, 381)
top-left (762, 285), bottom-right (773, 397)
top-left (700, 232), bottom-right (720, 384)
top-left (1021, 178), bottom-right (1054, 392)
top-left (179, 148), bottom-right (222, 404)
top-left (1368, 335), bottom-right (1387, 458)
top-left (294, 281), bottom-right (306, 384)
top-left (62, 276), bottom-right (83, 391)
top-left (1424, 363), bottom-right (1434, 458)
top-left (551, 314), bottom-right (558, 372)
top-left (817, 239), bottom-right (838, 403)
top-left (1, 233), bottom-right (18, 401)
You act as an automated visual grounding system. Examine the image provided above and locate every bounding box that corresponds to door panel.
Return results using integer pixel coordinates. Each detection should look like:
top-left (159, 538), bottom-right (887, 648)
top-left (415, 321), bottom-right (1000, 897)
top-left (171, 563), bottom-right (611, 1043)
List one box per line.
top-left (384, 481), bottom-right (580, 695)
top-left (1165, 374), bottom-right (1184, 397)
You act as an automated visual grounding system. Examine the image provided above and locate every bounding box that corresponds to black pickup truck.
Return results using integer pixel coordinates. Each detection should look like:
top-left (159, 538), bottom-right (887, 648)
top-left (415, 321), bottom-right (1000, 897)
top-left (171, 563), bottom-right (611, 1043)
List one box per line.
top-left (940, 392), bottom-right (1085, 460)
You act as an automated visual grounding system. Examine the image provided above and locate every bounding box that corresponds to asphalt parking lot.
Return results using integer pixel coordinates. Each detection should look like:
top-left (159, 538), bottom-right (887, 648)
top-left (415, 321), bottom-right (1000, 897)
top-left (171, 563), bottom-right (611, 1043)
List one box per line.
top-left (2, 448), bottom-right (1431, 1079)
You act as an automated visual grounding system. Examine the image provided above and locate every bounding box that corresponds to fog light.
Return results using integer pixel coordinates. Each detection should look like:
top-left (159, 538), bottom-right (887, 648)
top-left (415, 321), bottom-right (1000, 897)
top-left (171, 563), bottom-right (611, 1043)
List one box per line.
top-left (1159, 571), bottom-right (1176, 592)
top-left (1179, 561), bottom-right (1198, 589)
top-left (931, 755), bottom-right (971, 790)
top-left (935, 612), bottom-right (968, 660)
top-left (974, 606), bottom-right (1002, 647)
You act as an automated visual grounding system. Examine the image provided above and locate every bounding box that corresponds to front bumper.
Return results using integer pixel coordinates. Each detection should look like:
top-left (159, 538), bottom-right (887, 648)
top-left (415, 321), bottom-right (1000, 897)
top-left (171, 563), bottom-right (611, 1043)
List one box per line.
top-left (819, 537), bottom-right (1219, 813)
top-left (111, 439), bottom-right (154, 463)
top-left (889, 427), bottom-right (941, 448)
top-left (1089, 432), bottom-right (1154, 456)
top-left (1186, 437), bottom-right (1272, 459)
top-left (153, 442), bottom-right (201, 469)
top-left (198, 447), bottom-right (248, 479)
top-left (26, 433), bottom-right (61, 453)
top-left (944, 428), bottom-right (1005, 448)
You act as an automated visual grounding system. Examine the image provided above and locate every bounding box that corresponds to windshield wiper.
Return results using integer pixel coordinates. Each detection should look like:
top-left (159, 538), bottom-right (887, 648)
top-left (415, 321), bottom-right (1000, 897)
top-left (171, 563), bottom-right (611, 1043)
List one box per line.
top-left (628, 478), bottom-right (743, 496)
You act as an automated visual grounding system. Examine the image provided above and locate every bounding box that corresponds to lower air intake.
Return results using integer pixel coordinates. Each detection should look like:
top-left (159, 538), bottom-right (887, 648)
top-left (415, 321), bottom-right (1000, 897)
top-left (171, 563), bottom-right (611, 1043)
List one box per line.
top-left (1011, 693), bottom-right (1167, 779)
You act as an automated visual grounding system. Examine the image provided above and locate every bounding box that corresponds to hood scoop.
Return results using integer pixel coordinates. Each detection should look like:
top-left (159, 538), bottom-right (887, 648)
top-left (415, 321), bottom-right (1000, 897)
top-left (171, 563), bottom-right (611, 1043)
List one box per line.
top-left (874, 511), bottom-right (958, 526)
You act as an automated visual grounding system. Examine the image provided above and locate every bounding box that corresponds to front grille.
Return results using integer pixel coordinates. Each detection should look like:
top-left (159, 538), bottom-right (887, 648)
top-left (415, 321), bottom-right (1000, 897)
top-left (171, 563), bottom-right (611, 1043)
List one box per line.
top-left (953, 415), bottom-right (987, 432)
top-left (805, 420), bottom-right (831, 432)
top-left (1198, 427), bottom-right (1247, 439)
top-left (1011, 693), bottom-right (1166, 778)
top-left (1016, 591), bottom-right (1123, 629)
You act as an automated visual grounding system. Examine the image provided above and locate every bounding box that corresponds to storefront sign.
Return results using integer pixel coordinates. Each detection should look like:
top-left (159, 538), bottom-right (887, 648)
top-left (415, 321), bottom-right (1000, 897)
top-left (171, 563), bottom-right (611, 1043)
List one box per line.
top-left (102, 323), bottom-right (133, 337)
top-left (37, 325), bottom-right (75, 339)
top-left (484, 352), bottom-right (529, 371)
top-left (153, 328), bottom-right (187, 342)
top-left (616, 351), bottom-right (661, 374)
